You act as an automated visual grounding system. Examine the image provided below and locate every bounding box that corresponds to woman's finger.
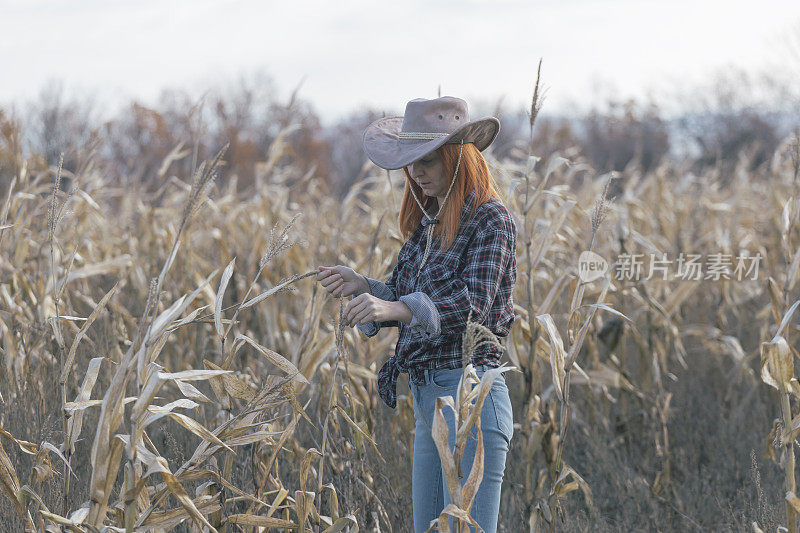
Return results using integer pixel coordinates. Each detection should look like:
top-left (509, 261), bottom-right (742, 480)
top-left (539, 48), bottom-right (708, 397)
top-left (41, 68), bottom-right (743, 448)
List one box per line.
top-left (349, 298), bottom-right (372, 326)
top-left (330, 278), bottom-right (345, 296)
top-left (350, 307), bottom-right (372, 327)
top-left (343, 296), bottom-right (358, 321)
top-left (321, 273), bottom-right (341, 288)
top-left (346, 299), bottom-right (367, 324)
top-left (344, 296), bottom-right (366, 321)
top-left (323, 277), bottom-right (341, 294)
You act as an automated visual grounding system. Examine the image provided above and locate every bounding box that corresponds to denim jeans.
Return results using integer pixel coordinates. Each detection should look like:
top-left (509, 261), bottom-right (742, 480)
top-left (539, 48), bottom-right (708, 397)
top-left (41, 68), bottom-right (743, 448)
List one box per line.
top-left (408, 364), bottom-right (514, 533)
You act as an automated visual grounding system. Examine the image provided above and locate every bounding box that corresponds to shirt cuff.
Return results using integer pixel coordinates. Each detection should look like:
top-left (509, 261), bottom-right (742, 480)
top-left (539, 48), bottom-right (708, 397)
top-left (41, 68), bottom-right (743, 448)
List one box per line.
top-left (363, 275), bottom-right (396, 301)
top-left (398, 292), bottom-right (441, 340)
top-left (357, 321), bottom-right (381, 337)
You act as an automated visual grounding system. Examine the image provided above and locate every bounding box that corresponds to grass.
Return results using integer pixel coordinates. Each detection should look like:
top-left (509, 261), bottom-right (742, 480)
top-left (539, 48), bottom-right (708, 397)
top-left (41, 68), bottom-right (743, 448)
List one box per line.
top-left (0, 112), bottom-right (798, 531)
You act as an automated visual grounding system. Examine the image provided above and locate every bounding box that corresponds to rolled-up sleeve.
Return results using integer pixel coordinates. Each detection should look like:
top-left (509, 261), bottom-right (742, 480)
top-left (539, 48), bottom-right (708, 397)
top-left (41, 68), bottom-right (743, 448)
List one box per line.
top-left (399, 292), bottom-right (440, 340)
top-left (427, 217), bottom-right (515, 336)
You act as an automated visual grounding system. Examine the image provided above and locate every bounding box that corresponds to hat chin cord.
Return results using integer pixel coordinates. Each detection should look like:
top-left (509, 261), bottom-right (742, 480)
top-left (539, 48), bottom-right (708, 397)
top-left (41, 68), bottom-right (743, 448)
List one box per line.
top-left (407, 139), bottom-right (465, 276)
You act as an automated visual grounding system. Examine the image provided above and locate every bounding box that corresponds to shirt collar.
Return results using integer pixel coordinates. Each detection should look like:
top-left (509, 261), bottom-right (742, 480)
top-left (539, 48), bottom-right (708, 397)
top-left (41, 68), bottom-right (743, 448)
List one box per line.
top-left (415, 189), bottom-right (479, 236)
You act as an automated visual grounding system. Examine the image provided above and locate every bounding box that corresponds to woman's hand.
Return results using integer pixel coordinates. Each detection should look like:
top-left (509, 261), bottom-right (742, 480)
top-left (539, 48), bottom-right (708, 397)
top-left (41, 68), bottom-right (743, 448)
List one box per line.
top-left (316, 265), bottom-right (369, 298)
top-left (343, 294), bottom-right (411, 328)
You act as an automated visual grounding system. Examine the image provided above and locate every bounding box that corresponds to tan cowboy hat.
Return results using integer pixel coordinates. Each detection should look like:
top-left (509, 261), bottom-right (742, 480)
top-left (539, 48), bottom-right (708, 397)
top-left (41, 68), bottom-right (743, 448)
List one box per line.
top-left (362, 96), bottom-right (500, 170)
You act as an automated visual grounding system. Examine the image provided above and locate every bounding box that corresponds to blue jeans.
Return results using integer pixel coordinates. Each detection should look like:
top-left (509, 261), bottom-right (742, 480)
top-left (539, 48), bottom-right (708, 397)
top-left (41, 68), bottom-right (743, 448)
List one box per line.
top-left (408, 364), bottom-right (514, 533)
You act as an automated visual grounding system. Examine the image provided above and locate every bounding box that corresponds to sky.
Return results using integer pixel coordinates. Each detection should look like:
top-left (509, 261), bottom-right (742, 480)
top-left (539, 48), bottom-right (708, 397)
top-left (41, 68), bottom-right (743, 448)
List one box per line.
top-left (1, 0), bottom-right (799, 125)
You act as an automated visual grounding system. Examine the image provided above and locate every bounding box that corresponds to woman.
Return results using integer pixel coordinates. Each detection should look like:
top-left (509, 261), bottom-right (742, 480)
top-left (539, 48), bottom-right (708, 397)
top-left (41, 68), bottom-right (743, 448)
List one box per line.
top-left (316, 96), bottom-right (516, 533)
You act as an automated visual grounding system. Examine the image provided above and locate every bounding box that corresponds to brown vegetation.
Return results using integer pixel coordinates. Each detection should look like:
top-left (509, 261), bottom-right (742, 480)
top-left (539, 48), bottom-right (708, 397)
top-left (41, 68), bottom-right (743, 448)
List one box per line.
top-left (1, 77), bottom-right (800, 530)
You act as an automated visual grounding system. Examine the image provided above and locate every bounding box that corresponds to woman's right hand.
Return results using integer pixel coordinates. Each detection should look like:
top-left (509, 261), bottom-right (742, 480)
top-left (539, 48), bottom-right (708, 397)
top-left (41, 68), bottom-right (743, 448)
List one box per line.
top-left (316, 265), bottom-right (369, 298)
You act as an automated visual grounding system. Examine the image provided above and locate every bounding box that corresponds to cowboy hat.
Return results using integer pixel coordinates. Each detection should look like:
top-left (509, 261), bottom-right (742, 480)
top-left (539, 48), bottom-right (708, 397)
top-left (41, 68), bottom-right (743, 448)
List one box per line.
top-left (362, 96), bottom-right (500, 170)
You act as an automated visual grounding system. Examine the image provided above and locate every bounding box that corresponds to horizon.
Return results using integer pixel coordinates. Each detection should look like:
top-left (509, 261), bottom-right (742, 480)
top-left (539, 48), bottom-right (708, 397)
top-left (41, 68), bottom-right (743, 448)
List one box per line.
top-left (1, 0), bottom-right (799, 126)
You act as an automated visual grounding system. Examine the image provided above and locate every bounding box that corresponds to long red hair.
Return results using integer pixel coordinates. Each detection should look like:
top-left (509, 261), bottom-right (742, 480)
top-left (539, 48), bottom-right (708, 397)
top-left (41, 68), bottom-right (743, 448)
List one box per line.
top-left (399, 142), bottom-right (501, 252)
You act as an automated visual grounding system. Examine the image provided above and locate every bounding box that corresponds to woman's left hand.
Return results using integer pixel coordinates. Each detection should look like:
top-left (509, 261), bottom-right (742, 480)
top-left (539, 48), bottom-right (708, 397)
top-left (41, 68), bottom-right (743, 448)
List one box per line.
top-left (343, 294), bottom-right (402, 327)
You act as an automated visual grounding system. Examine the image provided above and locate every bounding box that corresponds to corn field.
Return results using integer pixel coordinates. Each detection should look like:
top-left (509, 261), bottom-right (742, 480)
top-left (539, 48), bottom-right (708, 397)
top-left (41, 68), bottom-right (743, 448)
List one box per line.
top-left (2, 108), bottom-right (800, 532)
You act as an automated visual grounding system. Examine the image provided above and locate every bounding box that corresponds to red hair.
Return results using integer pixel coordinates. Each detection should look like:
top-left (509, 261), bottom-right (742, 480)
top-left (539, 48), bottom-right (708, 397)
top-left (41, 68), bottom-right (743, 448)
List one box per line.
top-left (399, 142), bottom-right (501, 252)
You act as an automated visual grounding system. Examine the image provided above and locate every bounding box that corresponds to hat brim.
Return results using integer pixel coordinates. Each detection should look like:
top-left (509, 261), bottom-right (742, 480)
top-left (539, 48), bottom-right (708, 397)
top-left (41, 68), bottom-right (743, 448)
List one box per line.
top-left (362, 116), bottom-right (500, 170)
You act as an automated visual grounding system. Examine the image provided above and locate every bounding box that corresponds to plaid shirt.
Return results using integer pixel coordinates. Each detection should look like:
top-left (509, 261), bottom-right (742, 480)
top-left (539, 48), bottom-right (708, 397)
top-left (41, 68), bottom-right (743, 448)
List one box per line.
top-left (358, 189), bottom-right (517, 408)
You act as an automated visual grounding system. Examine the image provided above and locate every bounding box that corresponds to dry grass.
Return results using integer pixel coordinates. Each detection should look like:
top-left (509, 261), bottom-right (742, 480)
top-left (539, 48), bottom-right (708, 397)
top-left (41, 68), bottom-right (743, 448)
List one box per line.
top-left (0, 115), bottom-right (799, 532)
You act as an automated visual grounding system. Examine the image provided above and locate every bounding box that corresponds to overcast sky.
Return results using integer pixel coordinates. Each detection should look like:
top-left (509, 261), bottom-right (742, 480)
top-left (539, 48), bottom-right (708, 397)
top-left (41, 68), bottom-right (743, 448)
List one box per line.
top-left (1, 0), bottom-right (799, 124)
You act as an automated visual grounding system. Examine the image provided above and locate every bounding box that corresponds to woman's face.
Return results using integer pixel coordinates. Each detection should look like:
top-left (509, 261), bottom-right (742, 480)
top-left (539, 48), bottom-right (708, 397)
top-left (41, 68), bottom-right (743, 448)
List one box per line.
top-left (407, 151), bottom-right (447, 199)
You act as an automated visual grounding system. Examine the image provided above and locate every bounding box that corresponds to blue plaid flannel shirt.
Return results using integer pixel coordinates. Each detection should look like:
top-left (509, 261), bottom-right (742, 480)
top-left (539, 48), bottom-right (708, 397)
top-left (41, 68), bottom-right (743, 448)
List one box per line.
top-left (357, 189), bottom-right (517, 408)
